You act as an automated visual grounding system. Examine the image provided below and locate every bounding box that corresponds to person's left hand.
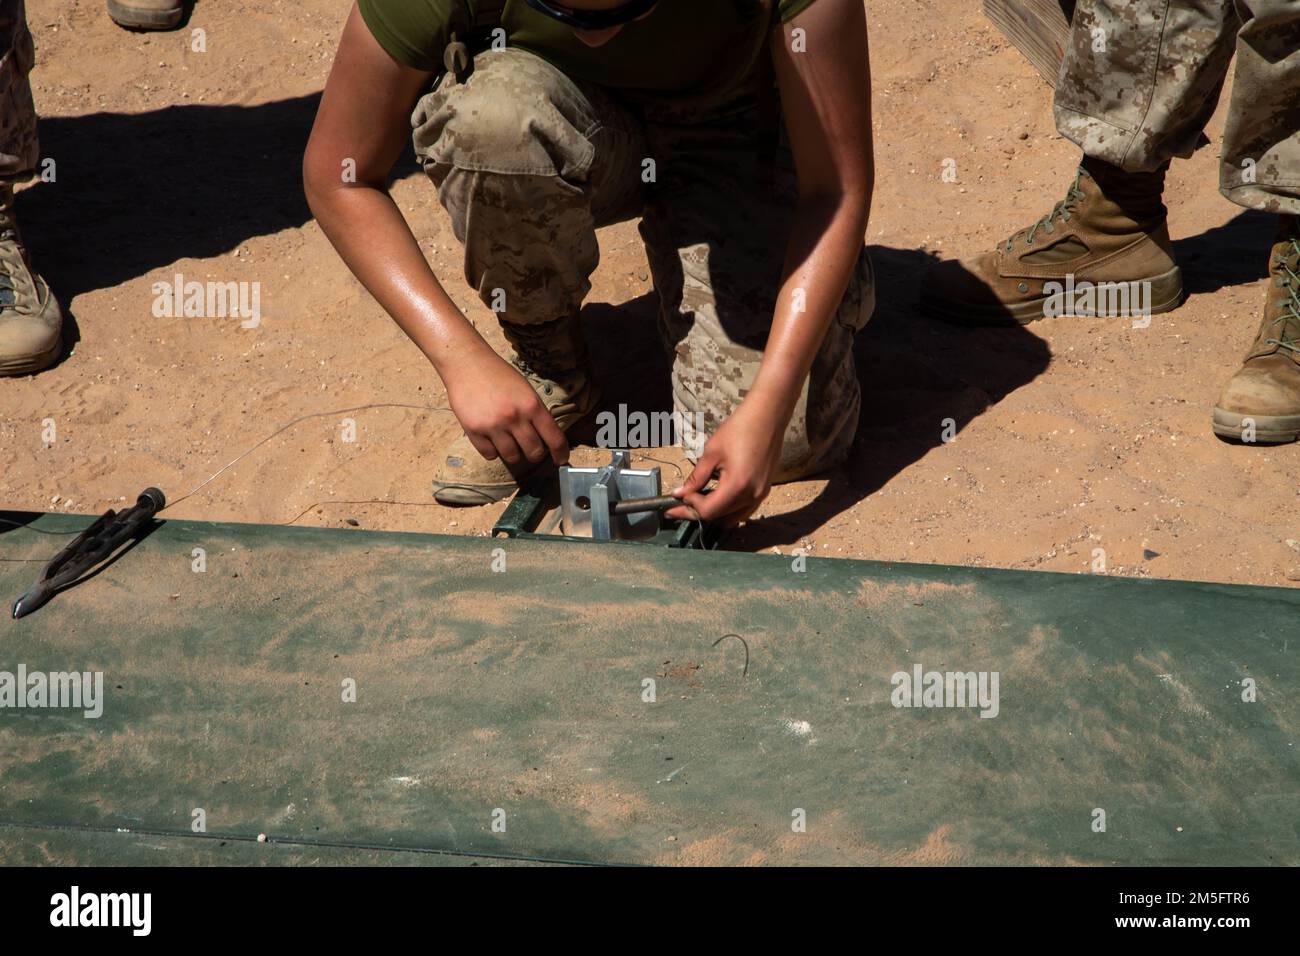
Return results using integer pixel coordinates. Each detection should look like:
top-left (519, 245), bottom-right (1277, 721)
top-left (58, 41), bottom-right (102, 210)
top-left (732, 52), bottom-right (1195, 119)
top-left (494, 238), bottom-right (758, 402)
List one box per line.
top-left (666, 400), bottom-right (788, 528)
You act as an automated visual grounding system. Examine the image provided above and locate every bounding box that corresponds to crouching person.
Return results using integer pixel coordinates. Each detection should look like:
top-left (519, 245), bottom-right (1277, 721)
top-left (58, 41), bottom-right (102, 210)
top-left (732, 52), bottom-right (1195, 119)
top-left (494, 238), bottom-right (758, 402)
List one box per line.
top-left (304, 0), bottom-right (875, 527)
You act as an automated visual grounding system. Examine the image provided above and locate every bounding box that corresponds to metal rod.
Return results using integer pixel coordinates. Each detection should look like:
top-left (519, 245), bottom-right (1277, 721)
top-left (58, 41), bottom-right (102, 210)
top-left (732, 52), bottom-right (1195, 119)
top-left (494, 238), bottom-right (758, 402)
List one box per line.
top-left (609, 494), bottom-right (681, 516)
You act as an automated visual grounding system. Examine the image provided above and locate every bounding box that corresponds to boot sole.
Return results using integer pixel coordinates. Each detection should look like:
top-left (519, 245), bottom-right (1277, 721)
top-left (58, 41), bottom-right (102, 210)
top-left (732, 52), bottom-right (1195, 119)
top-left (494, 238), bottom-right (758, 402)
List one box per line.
top-left (925, 265), bottom-right (1184, 327)
top-left (106, 1), bottom-right (183, 29)
top-left (433, 477), bottom-right (527, 506)
top-left (0, 333), bottom-right (62, 377)
top-left (1211, 407), bottom-right (1300, 444)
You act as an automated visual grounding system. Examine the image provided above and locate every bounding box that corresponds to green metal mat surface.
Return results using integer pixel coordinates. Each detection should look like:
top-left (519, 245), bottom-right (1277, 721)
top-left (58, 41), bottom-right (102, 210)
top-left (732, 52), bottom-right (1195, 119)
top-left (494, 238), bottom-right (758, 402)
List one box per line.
top-left (1, 511), bottom-right (1295, 866)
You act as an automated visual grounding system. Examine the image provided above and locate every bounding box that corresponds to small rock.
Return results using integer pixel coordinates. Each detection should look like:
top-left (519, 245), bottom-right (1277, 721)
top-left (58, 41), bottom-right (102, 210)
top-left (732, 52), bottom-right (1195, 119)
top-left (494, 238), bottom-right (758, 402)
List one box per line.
top-left (344, 517), bottom-right (359, 527)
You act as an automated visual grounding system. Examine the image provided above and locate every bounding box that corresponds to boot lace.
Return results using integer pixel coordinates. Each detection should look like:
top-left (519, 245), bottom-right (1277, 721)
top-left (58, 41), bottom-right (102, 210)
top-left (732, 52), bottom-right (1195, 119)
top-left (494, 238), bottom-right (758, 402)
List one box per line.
top-left (511, 355), bottom-right (571, 398)
top-left (1265, 238), bottom-right (1300, 355)
top-left (0, 224), bottom-right (19, 312)
top-left (1002, 169), bottom-right (1086, 254)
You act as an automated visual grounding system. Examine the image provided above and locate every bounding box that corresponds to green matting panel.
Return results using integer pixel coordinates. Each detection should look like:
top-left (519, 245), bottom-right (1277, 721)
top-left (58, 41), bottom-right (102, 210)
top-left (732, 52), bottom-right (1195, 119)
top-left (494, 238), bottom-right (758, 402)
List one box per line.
top-left (0, 511), bottom-right (1296, 866)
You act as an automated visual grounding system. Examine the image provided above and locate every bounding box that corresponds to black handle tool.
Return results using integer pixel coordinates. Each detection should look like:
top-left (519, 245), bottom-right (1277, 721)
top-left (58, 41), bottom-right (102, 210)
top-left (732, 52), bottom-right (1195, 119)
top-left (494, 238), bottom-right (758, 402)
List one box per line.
top-left (11, 487), bottom-right (166, 620)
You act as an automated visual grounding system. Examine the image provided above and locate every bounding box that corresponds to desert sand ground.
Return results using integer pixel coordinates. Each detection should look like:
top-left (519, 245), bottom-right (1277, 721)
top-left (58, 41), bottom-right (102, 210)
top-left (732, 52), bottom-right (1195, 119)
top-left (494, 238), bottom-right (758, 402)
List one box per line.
top-left (2, 0), bottom-right (1297, 587)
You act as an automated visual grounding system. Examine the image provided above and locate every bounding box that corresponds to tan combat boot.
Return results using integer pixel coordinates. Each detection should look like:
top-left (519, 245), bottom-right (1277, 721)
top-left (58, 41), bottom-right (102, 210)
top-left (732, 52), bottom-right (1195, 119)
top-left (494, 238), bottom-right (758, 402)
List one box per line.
top-left (0, 184), bottom-right (63, 376)
top-left (106, 0), bottom-right (183, 30)
top-left (432, 318), bottom-right (600, 505)
top-left (924, 157), bottom-right (1183, 325)
top-left (1212, 216), bottom-right (1300, 444)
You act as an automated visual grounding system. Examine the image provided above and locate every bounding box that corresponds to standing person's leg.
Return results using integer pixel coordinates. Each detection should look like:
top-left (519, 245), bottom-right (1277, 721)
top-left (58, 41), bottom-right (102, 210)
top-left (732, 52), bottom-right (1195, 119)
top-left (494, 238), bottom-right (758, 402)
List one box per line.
top-left (0, 0), bottom-right (62, 376)
top-left (411, 47), bottom-right (648, 502)
top-left (639, 105), bottom-right (874, 483)
top-left (1212, 0), bottom-right (1300, 443)
top-left (1054, 0), bottom-right (1238, 170)
top-left (925, 0), bottom-right (1238, 324)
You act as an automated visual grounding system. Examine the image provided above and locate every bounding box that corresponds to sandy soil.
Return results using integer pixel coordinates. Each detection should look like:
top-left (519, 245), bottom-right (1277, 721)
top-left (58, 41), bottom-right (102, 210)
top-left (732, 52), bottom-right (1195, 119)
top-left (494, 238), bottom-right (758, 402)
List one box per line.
top-left (2, 0), bottom-right (1297, 587)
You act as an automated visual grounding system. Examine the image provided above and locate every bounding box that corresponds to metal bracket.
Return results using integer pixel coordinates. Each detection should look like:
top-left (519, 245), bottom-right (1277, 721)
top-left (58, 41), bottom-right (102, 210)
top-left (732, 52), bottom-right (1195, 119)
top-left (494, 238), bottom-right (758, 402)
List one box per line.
top-left (559, 450), bottom-right (661, 541)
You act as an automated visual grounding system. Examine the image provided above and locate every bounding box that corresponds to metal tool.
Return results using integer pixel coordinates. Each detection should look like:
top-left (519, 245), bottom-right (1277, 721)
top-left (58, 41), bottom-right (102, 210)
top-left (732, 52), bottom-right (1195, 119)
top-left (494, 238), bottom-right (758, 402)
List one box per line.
top-left (11, 487), bottom-right (165, 620)
top-left (609, 494), bottom-right (681, 516)
top-left (559, 450), bottom-right (663, 541)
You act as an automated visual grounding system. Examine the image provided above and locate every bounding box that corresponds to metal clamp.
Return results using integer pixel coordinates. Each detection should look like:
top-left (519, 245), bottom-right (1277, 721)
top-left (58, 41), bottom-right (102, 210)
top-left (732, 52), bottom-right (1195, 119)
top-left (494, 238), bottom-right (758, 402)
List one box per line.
top-left (559, 450), bottom-right (661, 541)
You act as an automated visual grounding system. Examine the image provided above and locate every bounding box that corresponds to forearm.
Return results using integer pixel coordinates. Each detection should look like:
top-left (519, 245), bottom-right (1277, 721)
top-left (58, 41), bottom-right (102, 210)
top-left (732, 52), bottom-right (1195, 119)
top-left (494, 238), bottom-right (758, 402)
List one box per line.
top-left (747, 190), bottom-right (872, 422)
top-left (307, 180), bottom-right (494, 381)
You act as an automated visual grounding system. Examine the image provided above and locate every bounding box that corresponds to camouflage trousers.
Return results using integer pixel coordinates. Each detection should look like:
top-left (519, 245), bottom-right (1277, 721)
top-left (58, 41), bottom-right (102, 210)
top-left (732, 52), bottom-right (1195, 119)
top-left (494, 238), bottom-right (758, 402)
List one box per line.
top-left (1055, 0), bottom-right (1300, 213)
top-left (411, 48), bottom-right (874, 481)
top-left (0, 0), bottom-right (36, 182)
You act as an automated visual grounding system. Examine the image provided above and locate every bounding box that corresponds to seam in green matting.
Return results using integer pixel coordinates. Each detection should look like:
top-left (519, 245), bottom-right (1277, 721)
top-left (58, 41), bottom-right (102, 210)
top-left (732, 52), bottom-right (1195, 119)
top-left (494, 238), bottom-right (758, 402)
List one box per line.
top-left (0, 821), bottom-right (622, 868)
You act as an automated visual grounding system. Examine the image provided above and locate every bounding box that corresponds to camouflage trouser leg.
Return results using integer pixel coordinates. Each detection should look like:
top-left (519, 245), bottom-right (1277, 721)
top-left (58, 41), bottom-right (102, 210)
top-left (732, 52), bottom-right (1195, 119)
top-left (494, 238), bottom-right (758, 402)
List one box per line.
top-left (411, 48), bottom-right (874, 479)
top-left (411, 48), bottom-right (647, 370)
top-left (1054, 0), bottom-right (1238, 172)
top-left (1218, 0), bottom-right (1300, 213)
top-left (1055, 0), bottom-right (1300, 213)
top-left (0, 0), bottom-right (38, 182)
top-left (638, 112), bottom-right (874, 480)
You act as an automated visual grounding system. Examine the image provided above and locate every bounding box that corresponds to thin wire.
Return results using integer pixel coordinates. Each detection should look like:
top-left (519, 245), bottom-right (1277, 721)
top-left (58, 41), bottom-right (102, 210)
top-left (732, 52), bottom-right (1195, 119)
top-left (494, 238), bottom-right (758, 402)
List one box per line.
top-left (0, 518), bottom-right (83, 535)
top-left (632, 453), bottom-right (714, 542)
top-left (281, 499), bottom-right (451, 527)
top-left (712, 632), bottom-right (750, 677)
top-left (4, 403), bottom-right (709, 540)
top-left (163, 402), bottom-right (455, 512)
top-left (632, 452), bottom-right (685, 479)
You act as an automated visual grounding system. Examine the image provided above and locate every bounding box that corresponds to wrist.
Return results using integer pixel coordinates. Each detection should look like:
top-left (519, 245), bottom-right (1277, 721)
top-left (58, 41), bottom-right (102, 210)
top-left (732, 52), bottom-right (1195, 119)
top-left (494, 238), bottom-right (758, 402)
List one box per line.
top-left (742, 379), bottom-right (799, 427)
top-left (427, 334), bottom-right (502, 387)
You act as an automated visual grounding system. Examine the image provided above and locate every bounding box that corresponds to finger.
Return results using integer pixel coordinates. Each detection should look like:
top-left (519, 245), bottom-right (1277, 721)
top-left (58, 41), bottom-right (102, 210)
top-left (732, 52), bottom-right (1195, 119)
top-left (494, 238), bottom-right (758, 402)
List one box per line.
top-left (681, 475), bottom-right (737, 523)
top-left (467, 432), bottom-right (499, 461)
top-left (718, 480), bottom-right (770, 527)
top-left (664, 501), bottom-right (701, 522)
top-left (711, 500), bottom-right (761, 529)
top-left (490, 430), bottom-right (525, 466)
top-left (671, 450), bottom-right (719, 498)
top-left (512, 420), bottom-right (549, 465)
top-left (531, 408), bottom-right (570, 465)
top-left (692, 492), bottom-right (758, 528)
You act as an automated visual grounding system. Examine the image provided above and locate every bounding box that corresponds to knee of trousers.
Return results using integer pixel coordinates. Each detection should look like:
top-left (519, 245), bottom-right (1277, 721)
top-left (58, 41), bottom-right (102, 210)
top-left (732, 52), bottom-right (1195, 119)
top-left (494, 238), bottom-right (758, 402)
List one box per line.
top-left (672, 247), bottom-right (874, 478)
top-left (411, 49), bottom-right (597, 182)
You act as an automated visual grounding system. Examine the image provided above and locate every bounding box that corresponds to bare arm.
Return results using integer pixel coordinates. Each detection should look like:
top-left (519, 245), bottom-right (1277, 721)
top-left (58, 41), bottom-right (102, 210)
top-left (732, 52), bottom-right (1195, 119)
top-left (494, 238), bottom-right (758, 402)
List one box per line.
top-left (671, 0), bottom-right (873, 525)
top-left (304, 4), bottom-right (567, 467)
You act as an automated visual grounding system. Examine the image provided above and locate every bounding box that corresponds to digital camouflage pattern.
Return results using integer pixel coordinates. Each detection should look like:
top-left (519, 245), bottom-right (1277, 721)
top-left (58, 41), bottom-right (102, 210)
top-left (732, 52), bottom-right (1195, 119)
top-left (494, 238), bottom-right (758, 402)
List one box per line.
top-left (413, 47), bottom-right (874, 481)
top-left (0, 0), bottom-right (37, 182)
top-left (1055, 0), bottom-right (1300, 214)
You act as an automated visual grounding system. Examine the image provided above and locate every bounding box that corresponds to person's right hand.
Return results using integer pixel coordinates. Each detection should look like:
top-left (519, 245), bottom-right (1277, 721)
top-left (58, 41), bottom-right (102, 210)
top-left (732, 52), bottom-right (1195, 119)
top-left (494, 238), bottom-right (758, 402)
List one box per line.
top-left (442, 350), bottom-right (570, 468)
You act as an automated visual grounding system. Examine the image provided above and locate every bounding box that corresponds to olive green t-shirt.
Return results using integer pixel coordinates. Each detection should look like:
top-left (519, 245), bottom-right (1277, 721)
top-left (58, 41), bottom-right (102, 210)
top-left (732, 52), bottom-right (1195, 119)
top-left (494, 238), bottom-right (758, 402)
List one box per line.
top-left (358, 0), bottom-right (819, 111)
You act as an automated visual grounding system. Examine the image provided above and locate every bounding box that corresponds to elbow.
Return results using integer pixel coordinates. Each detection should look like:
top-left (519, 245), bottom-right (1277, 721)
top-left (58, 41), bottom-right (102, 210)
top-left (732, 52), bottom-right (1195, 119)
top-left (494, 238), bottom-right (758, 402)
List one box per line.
top-left (797, 183), bottom-right (872, 237)
top-left (302, 144), bottom-right (333, 218)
